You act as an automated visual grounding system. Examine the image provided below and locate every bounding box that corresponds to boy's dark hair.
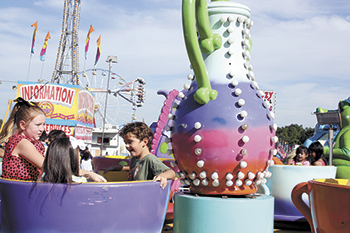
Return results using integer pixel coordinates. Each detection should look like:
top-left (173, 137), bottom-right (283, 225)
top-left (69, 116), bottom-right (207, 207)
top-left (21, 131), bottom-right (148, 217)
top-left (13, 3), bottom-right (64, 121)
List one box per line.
top-left (293, 145), bottom-right (310, 163)
top-left (309, 141), bottom-right (327, 165)
top-left (119, 122), bottom-right (153, 149)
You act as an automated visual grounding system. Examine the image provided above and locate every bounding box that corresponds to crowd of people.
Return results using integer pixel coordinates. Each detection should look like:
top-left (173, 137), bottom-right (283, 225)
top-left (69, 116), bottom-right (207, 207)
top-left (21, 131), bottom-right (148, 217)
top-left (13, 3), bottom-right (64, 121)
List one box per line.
top-left (0, 97), bottom-right (175, 188)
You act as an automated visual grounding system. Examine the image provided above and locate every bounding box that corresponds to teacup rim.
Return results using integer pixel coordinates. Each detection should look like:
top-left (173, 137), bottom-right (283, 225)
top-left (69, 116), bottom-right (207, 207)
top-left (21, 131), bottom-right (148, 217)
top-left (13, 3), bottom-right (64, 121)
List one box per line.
top-left (310, 178), bottom-right (350, 188)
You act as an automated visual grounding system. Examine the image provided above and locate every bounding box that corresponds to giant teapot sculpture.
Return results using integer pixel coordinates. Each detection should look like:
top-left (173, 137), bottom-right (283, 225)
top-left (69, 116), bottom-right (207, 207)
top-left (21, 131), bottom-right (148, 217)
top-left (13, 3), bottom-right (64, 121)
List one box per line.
top-left (169, 0), bottom-right (277, 195)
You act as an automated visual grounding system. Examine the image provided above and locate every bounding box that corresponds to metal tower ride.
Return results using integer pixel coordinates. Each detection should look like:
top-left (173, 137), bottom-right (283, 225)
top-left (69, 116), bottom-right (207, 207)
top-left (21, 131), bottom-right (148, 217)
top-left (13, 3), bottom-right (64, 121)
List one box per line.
top-left (51, 0), bottom-right (81, 85)
top-left (47, 0), bottom-right (145, 126)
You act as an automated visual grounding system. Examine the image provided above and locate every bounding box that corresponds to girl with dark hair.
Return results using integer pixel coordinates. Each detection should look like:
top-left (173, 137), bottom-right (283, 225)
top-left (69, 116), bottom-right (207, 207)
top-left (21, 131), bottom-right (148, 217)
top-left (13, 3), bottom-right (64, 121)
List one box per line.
top-left (287, 145), bottom-right (311, 166)
top-left (309, 141), bottom-right (327, 166)
top-left (42, 137), bottom-right (83, 183)
top-left (47, 129), bottom-right (67, 146)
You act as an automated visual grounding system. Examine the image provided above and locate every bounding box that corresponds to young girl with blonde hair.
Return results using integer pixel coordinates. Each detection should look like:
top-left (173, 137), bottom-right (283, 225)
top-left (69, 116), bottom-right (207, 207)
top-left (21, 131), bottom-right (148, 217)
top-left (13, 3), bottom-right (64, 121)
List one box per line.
top-left (0, 97), bottom-right (106, 182)
top-left (0, 97), bottom-right (46, 180)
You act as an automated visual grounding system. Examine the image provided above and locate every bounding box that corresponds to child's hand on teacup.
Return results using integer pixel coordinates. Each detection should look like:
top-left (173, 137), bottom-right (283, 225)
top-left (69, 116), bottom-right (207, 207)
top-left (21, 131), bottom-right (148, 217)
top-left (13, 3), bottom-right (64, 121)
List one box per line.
top-left (153, 175), bottom-right (167, 189)
top-left (85, 172), bottom-right (107, 182)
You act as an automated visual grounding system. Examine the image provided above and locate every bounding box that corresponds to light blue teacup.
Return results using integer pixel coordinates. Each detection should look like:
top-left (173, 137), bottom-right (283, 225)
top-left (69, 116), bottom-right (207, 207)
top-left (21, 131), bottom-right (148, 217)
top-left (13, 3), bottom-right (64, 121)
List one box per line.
top-left (258, 165), bottom-right (337, 221)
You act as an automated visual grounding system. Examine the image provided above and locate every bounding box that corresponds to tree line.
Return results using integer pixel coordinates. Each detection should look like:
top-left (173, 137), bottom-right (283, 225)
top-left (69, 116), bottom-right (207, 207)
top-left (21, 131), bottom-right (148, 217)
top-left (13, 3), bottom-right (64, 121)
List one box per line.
top-left (276, 123), bottom-right (315, 146)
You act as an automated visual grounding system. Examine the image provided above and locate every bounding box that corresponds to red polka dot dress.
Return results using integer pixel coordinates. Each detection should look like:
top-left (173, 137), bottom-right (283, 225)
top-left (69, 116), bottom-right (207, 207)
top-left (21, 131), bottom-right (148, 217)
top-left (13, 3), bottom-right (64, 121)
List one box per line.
top-left (2, 134), bottom-right (45, 181)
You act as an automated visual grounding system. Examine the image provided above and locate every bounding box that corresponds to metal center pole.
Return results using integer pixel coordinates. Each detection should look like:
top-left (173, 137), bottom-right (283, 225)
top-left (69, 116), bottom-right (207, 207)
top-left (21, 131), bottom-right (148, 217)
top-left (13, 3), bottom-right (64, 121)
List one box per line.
top-left (328, 125), bottom-right (334, 166)
top-left (100, 61), bottom-right (112, 155)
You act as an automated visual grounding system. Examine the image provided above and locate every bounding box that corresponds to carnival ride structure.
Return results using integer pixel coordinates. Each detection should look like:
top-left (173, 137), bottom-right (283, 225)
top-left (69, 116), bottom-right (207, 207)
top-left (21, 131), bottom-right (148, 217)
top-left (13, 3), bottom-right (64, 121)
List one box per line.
top-left (261, 164), bottom-right (337, 222)
top-left (292, 178), bottom-right (350, 233)
top-left (0, 178), bottom-right (172, 233)
top-left (2, 0), bottom-right (348, 232)
top-left (150, 89), bottom-right (180, 160)
top-left (77, 68), bottom-right (145, 128)
top-left (317, 97), bottom-right (350, 179)
top-left (169, 1), bottom-right (276, 232)
top-left (0, 0), bottom-right (146, 153)
top-left (303, 123), bottom-right (340, 148)
top-left (29, 0), bottom-right (145, 132)
top-left (260, 97), bottom-right (350, 227)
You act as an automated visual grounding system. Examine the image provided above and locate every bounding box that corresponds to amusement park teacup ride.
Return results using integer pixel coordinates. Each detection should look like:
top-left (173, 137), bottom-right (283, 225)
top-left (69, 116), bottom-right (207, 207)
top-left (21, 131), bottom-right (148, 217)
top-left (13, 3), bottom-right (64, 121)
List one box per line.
top-left (93, 155), bottom-right (181, 221)
top-left (0, 177), bottom-right (172, 233)
top-left (4, 0), bottom-right (347, 231)
top-left (259, 165), bottom-right (337, 223)
top-left (0, 154), bottom-right (179, 233)
top-left (292, 178), bottom-right (350, 233)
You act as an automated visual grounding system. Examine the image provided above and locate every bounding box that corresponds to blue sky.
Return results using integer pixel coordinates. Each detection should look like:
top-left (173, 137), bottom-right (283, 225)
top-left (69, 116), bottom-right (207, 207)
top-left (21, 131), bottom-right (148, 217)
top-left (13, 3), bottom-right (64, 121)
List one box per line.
top-left (0, 0), bottom-right (349, 128)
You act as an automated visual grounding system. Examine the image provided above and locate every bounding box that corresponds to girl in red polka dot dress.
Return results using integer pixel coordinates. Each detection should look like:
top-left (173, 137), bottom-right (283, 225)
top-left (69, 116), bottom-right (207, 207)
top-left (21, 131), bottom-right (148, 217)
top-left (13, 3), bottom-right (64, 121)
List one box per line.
top-left (0, 97), bottom-right (106, 182)
top-left (0, 97), bottom-right (107, 182)
top-left (0, 98), bottom-right (46, 181)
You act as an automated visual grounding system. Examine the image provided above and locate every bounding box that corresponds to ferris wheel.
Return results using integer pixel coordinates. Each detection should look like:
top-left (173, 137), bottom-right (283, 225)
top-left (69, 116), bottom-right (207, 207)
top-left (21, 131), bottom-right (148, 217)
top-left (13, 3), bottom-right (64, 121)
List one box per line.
top-left (77, 68), bottom-right (145, 128)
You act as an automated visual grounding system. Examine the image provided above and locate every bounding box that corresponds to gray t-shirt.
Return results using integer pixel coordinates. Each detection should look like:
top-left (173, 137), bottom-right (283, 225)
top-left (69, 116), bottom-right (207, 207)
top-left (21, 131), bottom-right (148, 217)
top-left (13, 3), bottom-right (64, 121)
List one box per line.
top-left (128, 153), bottom-right (170, 181)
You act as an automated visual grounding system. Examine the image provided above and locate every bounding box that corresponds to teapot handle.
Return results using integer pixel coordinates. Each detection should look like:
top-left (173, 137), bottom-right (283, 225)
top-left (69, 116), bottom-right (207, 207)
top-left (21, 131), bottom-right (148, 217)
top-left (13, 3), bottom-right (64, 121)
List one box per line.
top-left (182, 0), bottom-right (220, 104)
top-left (257, 184), bottom-right (270, 195)
top-left (291, 182), bottom-right (315, 233)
